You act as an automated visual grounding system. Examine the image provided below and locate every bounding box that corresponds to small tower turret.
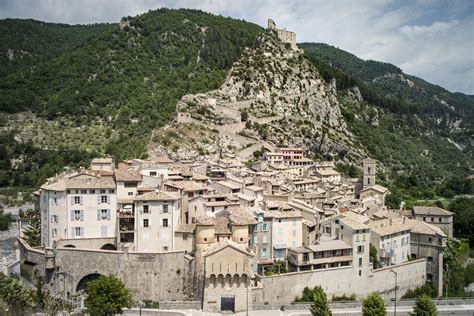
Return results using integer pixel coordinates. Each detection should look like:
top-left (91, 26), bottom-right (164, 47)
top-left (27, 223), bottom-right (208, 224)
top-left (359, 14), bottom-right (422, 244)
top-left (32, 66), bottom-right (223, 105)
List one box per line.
top-left (362, 158), bottom-right (376, 189)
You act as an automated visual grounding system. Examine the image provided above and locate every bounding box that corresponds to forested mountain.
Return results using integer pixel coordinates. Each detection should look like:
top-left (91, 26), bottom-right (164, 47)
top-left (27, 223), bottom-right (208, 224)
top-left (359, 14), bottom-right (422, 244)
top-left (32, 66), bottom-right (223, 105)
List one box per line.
top-left (300, 43), bottom-right (474, 149)
top-left (0, 9), bottom-right (472, 203)
top-left (0, 19), bottom-right (113, 79)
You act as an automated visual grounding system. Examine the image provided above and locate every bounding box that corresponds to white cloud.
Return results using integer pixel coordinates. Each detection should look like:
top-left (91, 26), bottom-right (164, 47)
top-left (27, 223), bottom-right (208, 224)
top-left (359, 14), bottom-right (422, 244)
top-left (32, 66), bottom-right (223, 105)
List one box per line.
top-left (0, 0), bottom-right (473, 94)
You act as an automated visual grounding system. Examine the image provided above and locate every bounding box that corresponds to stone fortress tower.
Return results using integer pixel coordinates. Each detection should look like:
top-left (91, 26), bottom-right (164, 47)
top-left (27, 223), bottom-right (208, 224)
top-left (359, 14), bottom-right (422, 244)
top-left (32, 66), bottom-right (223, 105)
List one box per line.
top-left (362, 158), bottom-right (376, 189)
top-left (267, 19), bottom-right (297, 50)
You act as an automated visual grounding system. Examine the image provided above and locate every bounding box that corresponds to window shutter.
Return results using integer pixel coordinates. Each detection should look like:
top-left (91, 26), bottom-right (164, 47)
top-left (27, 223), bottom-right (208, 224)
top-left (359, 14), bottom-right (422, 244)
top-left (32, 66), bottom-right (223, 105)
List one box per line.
top-left (107, 209), bottom-right (111, 220)
top-left (72, 228), bottom-right (76, 238)
top-left (80, 197), bottom-right (83, 205)
top-left (80, 210), bottom-right (84, 221)
top-left (97, 210), bottom-right (101, 221)
top-left (81, 227), bottom-right (84, 237)
top-left (97, 196), bottom-right (101, 204)
top-left (71, 196), bottom-right (74, 205)
top-left (70, 210), bottom-right (74, 221)
top-left (107, 196), bottom-right (111, 204)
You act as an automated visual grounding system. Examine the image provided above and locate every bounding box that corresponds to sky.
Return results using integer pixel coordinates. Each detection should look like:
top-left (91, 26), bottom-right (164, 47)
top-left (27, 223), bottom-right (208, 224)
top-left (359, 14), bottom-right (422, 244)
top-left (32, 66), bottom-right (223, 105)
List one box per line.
top-left (1, 0), bottom-right (473, 94)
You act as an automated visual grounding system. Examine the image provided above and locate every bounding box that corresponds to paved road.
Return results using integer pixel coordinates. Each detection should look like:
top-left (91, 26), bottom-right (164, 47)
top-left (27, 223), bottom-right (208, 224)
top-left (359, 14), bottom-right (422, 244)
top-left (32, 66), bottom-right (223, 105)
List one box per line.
top-left (126, 304), bottom-right (474, 316)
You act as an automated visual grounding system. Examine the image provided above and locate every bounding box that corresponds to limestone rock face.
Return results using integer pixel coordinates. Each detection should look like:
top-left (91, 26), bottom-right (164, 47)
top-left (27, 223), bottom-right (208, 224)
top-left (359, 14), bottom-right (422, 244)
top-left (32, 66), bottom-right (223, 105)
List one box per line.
top-left (153, 31), bottom-right (365, 161)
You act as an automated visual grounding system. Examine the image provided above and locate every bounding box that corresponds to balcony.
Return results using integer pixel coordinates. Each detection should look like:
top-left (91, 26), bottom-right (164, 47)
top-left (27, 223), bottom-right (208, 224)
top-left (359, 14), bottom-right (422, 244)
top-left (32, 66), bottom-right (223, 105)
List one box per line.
top-left (118, 210), bottom-right (134, 218)
top-left (119, 218), bottom-right (135, 232)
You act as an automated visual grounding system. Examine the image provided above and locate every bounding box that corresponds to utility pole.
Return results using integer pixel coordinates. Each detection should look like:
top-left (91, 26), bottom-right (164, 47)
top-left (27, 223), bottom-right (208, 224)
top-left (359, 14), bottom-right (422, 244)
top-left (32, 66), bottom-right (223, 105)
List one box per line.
top-left (390, 269), bottom-right (398, 316)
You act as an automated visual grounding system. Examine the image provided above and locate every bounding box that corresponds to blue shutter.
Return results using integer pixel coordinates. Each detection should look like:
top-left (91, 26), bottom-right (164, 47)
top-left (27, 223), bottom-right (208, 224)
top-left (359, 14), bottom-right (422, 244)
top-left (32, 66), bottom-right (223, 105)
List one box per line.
top-left (107, 209), bottom-right (111, 220)
top-left (97, 210), bottom-right (101, 221)
top-left (80, 210), bottom-right (84, 221)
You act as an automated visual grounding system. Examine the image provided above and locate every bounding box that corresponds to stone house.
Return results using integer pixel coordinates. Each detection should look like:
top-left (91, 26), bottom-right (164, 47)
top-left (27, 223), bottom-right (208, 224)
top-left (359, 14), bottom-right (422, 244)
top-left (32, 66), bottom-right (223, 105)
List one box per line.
top-left (405, 206), bottom-right (454, 237)
top-left (134, 190), bottom-right (181, 252)
top-left (369, 218), bottom-right (411, 266)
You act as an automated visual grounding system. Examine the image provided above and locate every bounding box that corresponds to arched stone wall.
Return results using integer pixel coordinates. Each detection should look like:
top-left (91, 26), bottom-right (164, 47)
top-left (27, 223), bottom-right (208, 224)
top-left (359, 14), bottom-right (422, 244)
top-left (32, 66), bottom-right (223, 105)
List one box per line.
top-left (76, 273), bottom-right (103, 292)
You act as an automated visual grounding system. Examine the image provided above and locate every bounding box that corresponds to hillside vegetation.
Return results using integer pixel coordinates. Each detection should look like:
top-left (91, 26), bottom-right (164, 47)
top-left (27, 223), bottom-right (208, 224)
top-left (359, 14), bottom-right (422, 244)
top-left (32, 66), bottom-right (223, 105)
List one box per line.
top-left (0, 9), bottom-right (472, 205)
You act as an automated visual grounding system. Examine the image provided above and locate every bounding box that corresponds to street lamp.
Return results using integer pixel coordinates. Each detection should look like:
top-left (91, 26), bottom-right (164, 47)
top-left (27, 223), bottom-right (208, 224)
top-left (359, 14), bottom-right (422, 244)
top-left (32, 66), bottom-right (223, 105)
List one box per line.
top-left (137, 300), bottom-right (145, 316)
top-left (390, 269), bottom-right (398, 316)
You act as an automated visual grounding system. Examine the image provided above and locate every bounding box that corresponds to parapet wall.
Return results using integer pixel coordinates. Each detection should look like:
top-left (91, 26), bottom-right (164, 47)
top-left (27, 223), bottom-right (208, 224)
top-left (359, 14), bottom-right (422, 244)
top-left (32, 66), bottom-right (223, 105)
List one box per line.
top-left (52, 248), bottom-right (196, 302)
top-left (254, 259), bottom-right (427, 305)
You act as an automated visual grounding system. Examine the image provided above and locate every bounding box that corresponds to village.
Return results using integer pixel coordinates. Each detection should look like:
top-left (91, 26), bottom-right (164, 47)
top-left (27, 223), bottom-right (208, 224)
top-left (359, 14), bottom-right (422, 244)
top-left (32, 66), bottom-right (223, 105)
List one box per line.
top-left (13, 146), bottom-right (453, 313)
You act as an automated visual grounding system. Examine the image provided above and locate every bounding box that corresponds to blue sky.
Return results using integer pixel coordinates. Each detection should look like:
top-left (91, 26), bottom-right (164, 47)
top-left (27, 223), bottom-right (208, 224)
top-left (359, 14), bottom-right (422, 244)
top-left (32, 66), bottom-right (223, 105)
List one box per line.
top-left (1, 0), bottom-right (473, 94)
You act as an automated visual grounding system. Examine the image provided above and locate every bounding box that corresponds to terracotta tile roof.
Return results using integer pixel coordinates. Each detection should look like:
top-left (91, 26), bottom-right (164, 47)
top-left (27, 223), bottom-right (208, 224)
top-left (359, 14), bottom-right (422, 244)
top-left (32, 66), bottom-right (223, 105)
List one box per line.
top-left (134, 190), bottom-right (180, 201)
top-left (176, 223), bottom-right (196, 233)
top-left (202, 238), bottom-right (253, 257)
top-left (412, 206), bottom-right (453, 216)
top-left (115, 169), bottom-right (142, 182)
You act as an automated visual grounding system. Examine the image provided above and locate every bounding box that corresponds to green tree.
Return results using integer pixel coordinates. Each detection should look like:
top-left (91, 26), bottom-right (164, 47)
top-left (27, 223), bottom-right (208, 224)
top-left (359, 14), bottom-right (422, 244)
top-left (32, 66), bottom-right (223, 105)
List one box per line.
top-left (362, 293), bottom-right (386, 316)
top-left (402, 281), bottom-right (437, 298)
top-left (0, 274), bottom-right (34, 312)
top-left (448, 198), bottom-right (474, 244)
top-left (413, 294), bottom-right (437, 315)
top-left (369, 243), bottom-right (380, 269)
top-left (84, 275), bottom-right (133, 315)
top-left (309, 286), bottom-right (331, 316)
top-left (0, 213), bottom-right (13, 231)
top-left (23, 218), bottom-right (41, 247)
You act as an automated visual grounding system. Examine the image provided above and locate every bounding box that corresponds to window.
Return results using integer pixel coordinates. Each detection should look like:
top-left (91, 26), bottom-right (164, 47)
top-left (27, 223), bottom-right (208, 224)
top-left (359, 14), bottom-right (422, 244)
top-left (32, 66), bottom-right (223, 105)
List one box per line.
top-left (109, 189), bottom-right (114, 194)
top-left (183, 233), bottom-right (188, 240)
top-left (359, 258), bottom-right (362, 266)
top-left (100, 189), bottom-right (106, 194)
top-left (73, 210), bottom-right (82, 221)
top-left (150, 171), bottom-right (157, 176)
top-left (357, 245), bottom-right (364, 254)
top-left (74, 227), bottom-right (83, 237)
top-left (431, 217), bottom-right (434, 222)
top-left (253, 236), bottom-right (258, 244)
top-left (292, 219), bottom-right (296, 226)
top-left (292, 241), bottom-right (296, 247)
top-left (292, 230), bottom-right (297, 237)
top-left (143, 219), bottom-right (149, 228)
top-left (51, 197), bottom-right (58, 205)
top-left (263, 224), bottom-right (269, 231)
top-left (100, 195), bottom-right (109, 204)
top-left (73, 196), bottom-right (81, 205)
top-left (124, 182), bottom-right (137, 188)
top-left (162, 205), bottom-right (169, 213)
top-left (128, 192), bottom-right (133, 196)
top-left (98, 209), bottom-right (109, 220)
top-left (51, 215), bottom-right (58, 223)
top-left (163, 246), bottom-right (168, 251)
top-left (143, 205), bottom-right (149, 213)
top-left (367, 178), bottom-right (371, 185)
top-left (162, 218), bottom-right (168, 227)
top-left (359, 270), bottom-right (362, 276)
top-left (438, 218), bottom-right (442, 223)
top-left (80, 190), bottom-right (87, 194)
top-left (423, 217), bottom-right (426, 221)
top-left (51, 229), bottom-right (57, 237)
top-left (341, 225), bottom-right (344, 230)
top-left (428, 237), bottom-right (432, 243)
top-left (277, 228), bottom-right (283, 235)
top-left (90, 189), bottom-right (95, 194)
top-left (262, 235), bottom-right (267, 244)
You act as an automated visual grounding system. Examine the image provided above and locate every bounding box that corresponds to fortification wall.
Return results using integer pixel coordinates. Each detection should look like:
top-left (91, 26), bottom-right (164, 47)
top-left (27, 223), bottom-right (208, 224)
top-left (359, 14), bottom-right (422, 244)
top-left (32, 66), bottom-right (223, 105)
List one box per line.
top-left (254, 259), bottom-right (427, 305)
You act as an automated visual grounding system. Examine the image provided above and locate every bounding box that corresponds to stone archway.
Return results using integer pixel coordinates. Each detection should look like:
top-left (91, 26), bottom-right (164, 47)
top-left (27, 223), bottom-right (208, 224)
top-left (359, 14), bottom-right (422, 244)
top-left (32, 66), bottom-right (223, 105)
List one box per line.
top-left (100, 243), bottom-right (117, 250)
top-left (76, 273), bottom-right (103, 292)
